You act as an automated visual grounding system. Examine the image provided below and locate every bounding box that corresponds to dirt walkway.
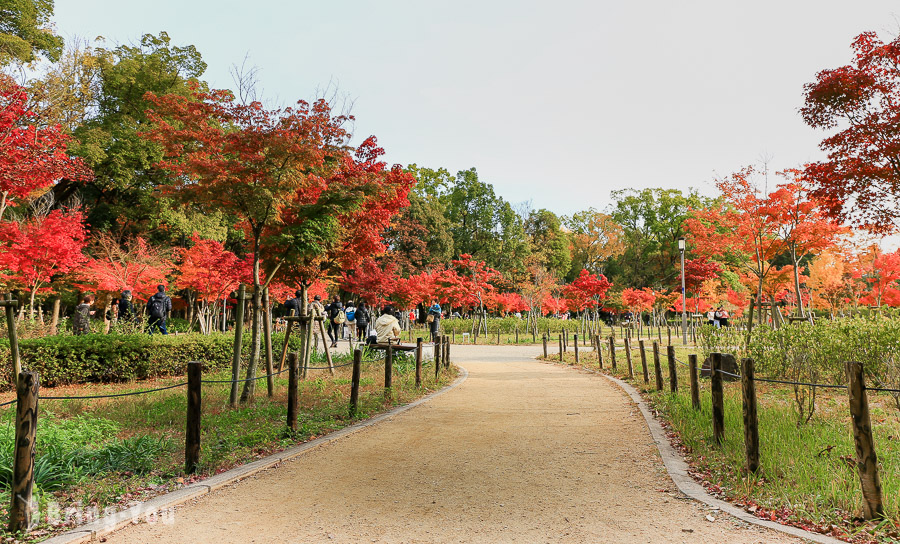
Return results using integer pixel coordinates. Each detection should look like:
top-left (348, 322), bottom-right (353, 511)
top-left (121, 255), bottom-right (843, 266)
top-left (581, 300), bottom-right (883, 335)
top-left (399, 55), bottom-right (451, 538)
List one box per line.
top-left (106, 345), bottom-right (798, 543)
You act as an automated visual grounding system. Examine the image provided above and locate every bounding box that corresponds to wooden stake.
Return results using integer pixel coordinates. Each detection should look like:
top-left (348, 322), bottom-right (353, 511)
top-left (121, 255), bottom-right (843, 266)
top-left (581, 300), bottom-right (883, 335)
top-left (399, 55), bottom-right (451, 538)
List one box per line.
top-left (596, 335), bottom-right (603, 369)
top-left (542, 334), bottom-right (548, 358)
top-left (415, 337), bottom-right (423, 388)
top-left (689, 354), bottom-right (700, 410)
top-left (384, 345), bottom-right (393, 394)
top-left (847, 361), bottom-right (884, 519)
top-left (667, 345), bottom-right (678, 393)
top-left (185, 362), bottom-right (201, 474)
top-left (608, 336), bottom-right (617, 370)
top-left (624, 339), bottom-right (634, 379)
top-left (574, 333), bottom-right (580, 363)
top-left (653, 341), bottom-right (663, 391)
top-left (262, 288), bottom-right (275, 397)
top-left (558, 336), bottom-right (564, 362)
top-left (229, 285), bottom-right (246, 406)
top-left (349, 350), bottom-right (361, 417)
top-left (288, 352), bottom-right (300, 429)
top-left (711, 352), bottom-right (725, 445)
top-left (9, 371), bottom-right (37, 533)
top-left (639, 340), bottom-right (649, 383)
top-left (741, 357), bottom-right (760, 473)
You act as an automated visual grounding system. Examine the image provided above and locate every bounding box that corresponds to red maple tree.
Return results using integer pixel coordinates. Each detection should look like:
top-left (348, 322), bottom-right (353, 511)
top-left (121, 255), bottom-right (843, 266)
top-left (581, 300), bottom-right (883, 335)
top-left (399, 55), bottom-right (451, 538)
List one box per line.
top-left (0, 76), bottom-right (90, 221)
top-left (0, 208), bottom-right (88, 317)
top-left (801, 32), bottom-right (900, 232)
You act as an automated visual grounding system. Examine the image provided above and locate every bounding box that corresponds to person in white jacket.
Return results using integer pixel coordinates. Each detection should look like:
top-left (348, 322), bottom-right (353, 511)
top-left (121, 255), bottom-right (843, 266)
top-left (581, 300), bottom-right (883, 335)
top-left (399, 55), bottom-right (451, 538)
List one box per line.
top-left (375, 305), bottom-right (402, 344)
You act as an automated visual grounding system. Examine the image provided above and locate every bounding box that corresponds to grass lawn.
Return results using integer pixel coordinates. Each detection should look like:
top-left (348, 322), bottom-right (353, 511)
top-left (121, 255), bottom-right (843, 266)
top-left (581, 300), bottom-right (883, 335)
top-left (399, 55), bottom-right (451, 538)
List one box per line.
top-left (541, 338), bottom-right (900, 543)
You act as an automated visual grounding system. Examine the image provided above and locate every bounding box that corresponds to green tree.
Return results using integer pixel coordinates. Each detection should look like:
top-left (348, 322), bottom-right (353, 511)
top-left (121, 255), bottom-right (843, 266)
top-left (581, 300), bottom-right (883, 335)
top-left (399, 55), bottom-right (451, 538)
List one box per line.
top-left (524, 208), bottom-right (571, 280)
top-left (53, 32), bottom-right (207, 241)
top-left (0, 0), bottom-right (63, 64)
top-left (384, 192), bottom-right (453, 276)
top-left (565, 208), bottom-right (625, 279)
top-left (609, 188), bottom-right (714, 289)
top-left (443, 168), bottom-right (529, 278)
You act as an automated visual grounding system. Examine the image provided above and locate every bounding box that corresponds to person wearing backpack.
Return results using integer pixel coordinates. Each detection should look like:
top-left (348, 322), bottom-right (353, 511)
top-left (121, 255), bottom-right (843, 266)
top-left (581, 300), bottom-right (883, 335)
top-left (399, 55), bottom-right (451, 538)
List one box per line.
top-left (344, 301), bottom-right (357, 341)
top-left (147, 284), bottom-right (172, 335)
top-left (325, 297), bottom-right (344, 348)
top-left (72, 294), bottom-right (95, 335)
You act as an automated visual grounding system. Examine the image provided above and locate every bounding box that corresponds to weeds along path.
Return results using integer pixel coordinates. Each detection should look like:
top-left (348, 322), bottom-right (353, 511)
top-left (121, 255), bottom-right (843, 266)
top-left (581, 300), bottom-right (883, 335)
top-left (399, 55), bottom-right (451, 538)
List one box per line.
top-left (106, 344), bottom-right (797, 543)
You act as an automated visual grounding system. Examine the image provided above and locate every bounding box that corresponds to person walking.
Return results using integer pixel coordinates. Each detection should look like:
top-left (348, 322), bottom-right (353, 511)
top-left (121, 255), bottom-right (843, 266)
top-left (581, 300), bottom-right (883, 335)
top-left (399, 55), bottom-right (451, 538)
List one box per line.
top-left (147, 284), bottom-right (172, 335)
top-left (118, 290), bottom-right (135, 322)
top-left (427, 300), bottom-right (442, 342)
top-left (345, 301), bottom-right (357, 340)
top-left (72, 294), bottom-right (95, 335)
top-left (325, 297), bottom-right (344, 348)
top-left (355, 302), bottom-right (371, 342)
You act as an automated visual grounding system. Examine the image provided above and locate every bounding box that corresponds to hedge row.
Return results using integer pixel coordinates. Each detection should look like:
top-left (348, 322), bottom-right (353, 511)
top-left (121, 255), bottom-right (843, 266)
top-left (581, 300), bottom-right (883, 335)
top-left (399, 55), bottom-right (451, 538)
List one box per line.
top-left (0, 332), bottom-right (303, 389)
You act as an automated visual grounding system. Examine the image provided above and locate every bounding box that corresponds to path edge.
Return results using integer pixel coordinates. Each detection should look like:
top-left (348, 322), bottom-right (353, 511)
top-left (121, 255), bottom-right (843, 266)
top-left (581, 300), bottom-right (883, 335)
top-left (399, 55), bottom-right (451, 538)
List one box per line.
top-left (602, 372), bottom-right (845, 544)
top-left (42, 365), bottom-right (469, 544)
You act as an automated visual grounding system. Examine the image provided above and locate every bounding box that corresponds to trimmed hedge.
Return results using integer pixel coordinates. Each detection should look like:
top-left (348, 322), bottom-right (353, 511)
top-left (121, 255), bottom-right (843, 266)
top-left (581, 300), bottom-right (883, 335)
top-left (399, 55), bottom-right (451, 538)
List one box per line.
top-left (0, 332), bottom-right (303, 389)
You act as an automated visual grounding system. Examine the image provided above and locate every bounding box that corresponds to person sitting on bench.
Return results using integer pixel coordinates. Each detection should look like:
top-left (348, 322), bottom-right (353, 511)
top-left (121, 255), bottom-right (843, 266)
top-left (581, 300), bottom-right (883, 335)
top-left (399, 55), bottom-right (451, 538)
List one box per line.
top-left (375, 305), bottom-right (402, 344)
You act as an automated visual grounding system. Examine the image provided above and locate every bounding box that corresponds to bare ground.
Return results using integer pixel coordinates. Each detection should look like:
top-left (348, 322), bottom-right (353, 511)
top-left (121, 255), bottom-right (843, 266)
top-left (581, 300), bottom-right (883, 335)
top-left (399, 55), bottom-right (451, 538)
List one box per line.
top-left (105, 344), bottom-right (799, 543)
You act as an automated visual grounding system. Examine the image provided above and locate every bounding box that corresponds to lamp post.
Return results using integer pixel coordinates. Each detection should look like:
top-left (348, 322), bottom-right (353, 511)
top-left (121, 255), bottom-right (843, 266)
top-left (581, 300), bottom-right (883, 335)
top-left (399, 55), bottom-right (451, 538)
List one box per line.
top-left (679, 237), bottom-right (687, 345)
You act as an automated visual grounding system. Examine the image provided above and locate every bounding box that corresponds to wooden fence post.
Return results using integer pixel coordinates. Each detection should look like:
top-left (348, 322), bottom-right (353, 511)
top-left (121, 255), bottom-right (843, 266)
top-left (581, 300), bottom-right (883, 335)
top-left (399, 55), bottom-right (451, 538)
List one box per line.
top-left (443, 335), bottom-right (450, 368)
top-left (497, 326), bottom-right (500, 345)
top-left (384, 345), bottom-right (393, 394)
top-left (435, 335), bottom-right (442, 368)
top-left (185, 362), bottom-right (201, 474)
top-left (667, 326), bottom-right (671, 346)
top-left (349, 349), bottom-right (362, 417)
top-left (415, 338), bottom-right (423, 388)
top-left (434, 341), bottom-right (440, 380)
top-left (609, 336), bottom-right (617, 370)
top-left (262, 288), bottom-right (275, 397)
top-left (3, 294), bottom-right (22, 384)
top-left (624, 339), bottom-right (634, 379)
top-left (229, 284), bottom-right (246, 406)
top-left (741, 357), bottom-right (760, 474)
top-left (542, 334), bottom-right (548, 358)
top-left (846, 361), bottom-right (884, 519)
top-left (689, 354), bottom-right (700, 410)
top-left (515, 325), bottom-right (519, 344)
top-left (667, 345), bottom-right (678, 393)
top-left (638, 340), bottom-right (649, 383)
top-left (711, 352), bottom-right (725, 445)
top-left (558, 336), bottom-right (564, 362)
top-left (9, 371), bottom-right (38, 533)
top-left (596, 335), bottom-right (603, 369)
top-left (574, 333), bottom-right (580, 363)
top-left (652, 341), bottom-right (663, 391)
top-left (288, 352), bottom-right (299, 429)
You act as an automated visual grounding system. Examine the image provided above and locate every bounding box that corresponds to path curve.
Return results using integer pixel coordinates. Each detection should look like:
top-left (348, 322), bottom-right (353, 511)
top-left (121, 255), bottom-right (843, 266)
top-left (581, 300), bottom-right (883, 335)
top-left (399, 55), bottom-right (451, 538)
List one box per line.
top-left (104, 344), bottom-right (799, 543)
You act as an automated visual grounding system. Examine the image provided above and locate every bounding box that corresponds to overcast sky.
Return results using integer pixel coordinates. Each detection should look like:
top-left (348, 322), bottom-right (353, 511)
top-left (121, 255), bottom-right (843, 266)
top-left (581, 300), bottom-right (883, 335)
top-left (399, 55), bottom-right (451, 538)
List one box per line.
top-left (54, 1), bottom-right (900, 219)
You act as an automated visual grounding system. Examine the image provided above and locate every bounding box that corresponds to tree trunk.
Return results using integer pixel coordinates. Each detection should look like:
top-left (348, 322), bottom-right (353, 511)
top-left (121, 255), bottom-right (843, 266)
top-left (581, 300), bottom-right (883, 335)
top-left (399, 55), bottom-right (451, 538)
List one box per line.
top-left (49, 298), bottom-right (60, 335)
top-left (790, 244), bottom-right (806, 318)
top-left (240, 254), bottom-right (263, 402)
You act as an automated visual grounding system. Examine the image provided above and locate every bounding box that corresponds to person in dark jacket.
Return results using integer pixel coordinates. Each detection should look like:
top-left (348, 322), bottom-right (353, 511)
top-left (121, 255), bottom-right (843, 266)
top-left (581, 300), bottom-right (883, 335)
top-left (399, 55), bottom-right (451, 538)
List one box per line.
top-left (427, 300), bottom-right (442, 342)
top-left (118, 290), bottom-right (135, 322)
top-left (147, 284), bottom-right (172, 335)
top-left (284, 290), bottom-right (302, 316)
top-left (355, 302), bottom-right (370, 342)
top-left (72, 294), bottom-right (95, 335)
top-left (325, 297), bottom-right (343, 347)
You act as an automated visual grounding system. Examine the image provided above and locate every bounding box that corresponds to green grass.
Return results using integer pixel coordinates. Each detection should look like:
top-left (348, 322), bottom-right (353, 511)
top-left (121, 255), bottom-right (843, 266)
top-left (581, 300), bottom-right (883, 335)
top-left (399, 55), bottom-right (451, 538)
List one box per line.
top-left (0, 348), bottom-right (457, 542)
top-left (541, 340), bottom-right (900, 542)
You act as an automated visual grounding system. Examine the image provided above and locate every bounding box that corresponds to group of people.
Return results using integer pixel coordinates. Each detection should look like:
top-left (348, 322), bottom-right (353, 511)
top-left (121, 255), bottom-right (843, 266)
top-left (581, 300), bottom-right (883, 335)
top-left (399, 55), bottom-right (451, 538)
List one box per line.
top-left (72, 285), bottom-right (173, 335)
top-left (705, 307), bottom-right (731, 328)
top-left (282, 292), bottom-right (445, 346)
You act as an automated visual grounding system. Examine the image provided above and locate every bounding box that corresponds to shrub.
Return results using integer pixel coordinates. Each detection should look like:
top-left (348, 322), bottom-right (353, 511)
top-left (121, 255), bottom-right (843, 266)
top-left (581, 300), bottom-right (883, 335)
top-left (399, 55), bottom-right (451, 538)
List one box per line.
top-left (0, 331), bottom-right (305, 389)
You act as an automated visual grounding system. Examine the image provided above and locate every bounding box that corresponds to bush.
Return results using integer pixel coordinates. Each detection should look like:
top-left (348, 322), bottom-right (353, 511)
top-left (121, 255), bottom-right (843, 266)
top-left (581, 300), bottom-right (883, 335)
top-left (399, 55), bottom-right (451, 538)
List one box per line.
top-left (0, 331), bottom-right (305, 389)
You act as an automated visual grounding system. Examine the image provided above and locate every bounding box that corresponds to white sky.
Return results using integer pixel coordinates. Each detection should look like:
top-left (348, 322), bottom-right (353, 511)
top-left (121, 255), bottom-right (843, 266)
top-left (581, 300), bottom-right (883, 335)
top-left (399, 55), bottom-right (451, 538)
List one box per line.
top-left (53, 1), bottom-right (900, 221)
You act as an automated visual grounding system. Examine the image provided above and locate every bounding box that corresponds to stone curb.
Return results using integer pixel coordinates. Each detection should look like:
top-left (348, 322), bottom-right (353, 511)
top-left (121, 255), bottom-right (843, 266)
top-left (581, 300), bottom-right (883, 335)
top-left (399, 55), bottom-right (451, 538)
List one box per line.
top-left (42, 366), bottom-right (469, 544)
top-left (602, 372), bottom-right (845, 544)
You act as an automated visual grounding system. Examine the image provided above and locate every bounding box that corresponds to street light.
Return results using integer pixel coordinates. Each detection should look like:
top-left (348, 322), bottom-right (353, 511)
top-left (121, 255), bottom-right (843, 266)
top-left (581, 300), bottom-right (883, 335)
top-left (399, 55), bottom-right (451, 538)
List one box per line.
top-left (678, 237), bottom-right (687, 345)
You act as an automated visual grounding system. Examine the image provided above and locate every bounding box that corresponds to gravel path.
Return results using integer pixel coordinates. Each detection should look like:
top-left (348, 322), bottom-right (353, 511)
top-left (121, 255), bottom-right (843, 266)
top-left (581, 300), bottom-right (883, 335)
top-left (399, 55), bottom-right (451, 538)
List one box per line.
top-left (106, 344), bottom-right (799, 543)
